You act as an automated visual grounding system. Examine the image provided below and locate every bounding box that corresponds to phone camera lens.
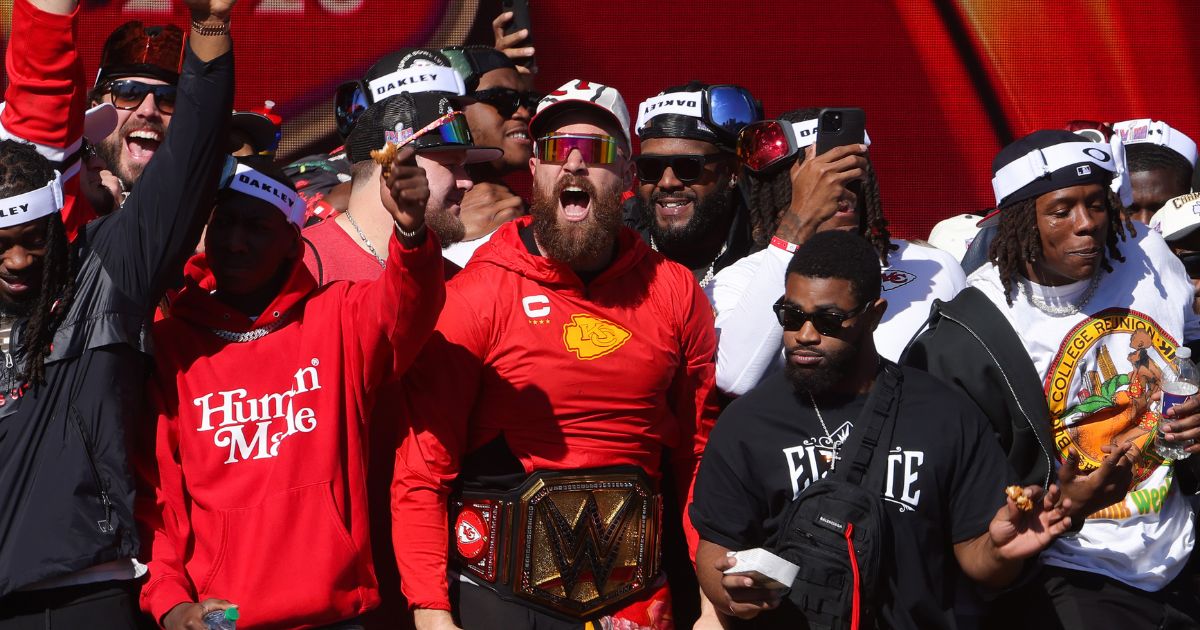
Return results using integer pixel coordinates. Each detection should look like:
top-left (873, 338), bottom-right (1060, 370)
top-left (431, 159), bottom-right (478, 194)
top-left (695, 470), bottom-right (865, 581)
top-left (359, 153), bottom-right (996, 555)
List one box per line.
top-left (822, 111), bottom-right (843, 132)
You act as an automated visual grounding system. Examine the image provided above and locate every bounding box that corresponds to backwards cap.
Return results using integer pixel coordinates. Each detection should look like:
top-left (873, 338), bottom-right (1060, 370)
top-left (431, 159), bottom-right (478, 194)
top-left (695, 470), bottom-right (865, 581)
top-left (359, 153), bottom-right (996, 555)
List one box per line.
top-left (530, 80), bottom-right (631, 148)
top-left (95, 21), bottom-right (185, 87)
top-left (1113, 119), bottom-right (1197, 167)
top-left (636, 81), bottom-right (761, 152)
top-left (984, 129), bottom-right (1130, 226)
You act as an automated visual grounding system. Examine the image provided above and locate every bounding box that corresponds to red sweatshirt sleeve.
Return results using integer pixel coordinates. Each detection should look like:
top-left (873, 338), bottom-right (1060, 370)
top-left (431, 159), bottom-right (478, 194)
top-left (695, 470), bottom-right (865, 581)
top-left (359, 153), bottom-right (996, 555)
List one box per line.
top-left (136, 380), bottom-right (201, 624)
top-left (391, 285), bottom-right (489, 611)
top-left (341, 229), bottom-right (445, 406)
top-left (671, 277), bottom-right (719, 562)
top-left (1, 0), bottom-right (91, 237)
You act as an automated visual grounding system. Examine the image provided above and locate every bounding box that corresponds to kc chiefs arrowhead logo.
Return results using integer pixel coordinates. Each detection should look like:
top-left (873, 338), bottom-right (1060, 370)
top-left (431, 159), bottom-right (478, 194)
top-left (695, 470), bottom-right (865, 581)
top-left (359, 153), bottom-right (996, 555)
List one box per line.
top-left (562, 314), bottom-right (632, 360)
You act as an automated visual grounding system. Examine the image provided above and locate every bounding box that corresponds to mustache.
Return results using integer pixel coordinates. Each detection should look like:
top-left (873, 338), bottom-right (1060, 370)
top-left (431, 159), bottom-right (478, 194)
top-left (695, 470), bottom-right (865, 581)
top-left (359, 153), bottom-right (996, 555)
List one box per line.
top-left (121, 120), bottom-right (167, 138)
top-left (650, 189), bottom-right (697, 204)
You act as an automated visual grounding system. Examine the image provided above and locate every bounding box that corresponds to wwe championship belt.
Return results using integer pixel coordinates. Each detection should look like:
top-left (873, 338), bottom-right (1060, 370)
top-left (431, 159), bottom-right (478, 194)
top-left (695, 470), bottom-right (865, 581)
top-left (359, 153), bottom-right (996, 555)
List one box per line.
top-left (450, 467), bottom-right (663, 619)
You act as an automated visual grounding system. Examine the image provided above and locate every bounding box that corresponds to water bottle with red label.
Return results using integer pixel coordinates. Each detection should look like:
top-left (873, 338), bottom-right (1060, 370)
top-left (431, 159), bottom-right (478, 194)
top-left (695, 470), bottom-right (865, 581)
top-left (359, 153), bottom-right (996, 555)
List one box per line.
top-left (1156, 347), bottom-right (1197, 460)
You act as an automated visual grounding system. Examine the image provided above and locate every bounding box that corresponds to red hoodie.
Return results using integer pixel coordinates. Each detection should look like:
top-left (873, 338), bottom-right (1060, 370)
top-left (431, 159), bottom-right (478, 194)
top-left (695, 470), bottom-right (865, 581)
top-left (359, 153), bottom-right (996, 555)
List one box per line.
top-left (137, 232), bottom-right (444, 629)
top-left (392, 216), bottom-right (718, 612)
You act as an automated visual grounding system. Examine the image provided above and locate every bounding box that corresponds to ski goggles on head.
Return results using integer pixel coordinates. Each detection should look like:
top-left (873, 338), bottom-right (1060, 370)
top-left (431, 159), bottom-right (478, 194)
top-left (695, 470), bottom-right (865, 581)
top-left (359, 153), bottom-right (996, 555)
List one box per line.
top-left (636, 84), bottom-right (761, 141)
top-left (773, 297), bottom-right (868, 335)
top-left (103, 79), bottom-right (177, 115)
top-left (335, 81), bottom-right (370, 139)
top-left (737, 119), bottom-right (821, 172)
top-left (634, 153), bottom-right (731, 184)
top-left (535, 133), bottom-right (621, 165)
top-left (469, 87), bottom-right (542, 119)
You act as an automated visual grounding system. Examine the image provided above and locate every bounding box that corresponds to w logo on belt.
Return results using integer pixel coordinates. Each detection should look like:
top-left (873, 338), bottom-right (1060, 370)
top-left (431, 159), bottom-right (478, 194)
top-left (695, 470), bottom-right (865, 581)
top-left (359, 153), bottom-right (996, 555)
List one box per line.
top-left (537, 491), bottom-right (637, 593)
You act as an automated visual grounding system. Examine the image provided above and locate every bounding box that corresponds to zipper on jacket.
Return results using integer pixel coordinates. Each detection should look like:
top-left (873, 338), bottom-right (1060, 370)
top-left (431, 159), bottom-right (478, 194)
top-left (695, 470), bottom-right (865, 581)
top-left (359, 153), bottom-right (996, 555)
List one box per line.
top-left (939, 312), bottom-right (1054, 489)
top-left (68, 405), bottom-right (115, 534)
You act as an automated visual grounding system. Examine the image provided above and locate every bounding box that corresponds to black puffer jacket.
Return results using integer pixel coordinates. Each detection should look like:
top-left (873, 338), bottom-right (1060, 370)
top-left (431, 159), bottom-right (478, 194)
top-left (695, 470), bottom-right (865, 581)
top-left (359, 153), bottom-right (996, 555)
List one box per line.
top-left (0, 46), bottom-right (233, 596)
top-left (902, 287), bottom-right (1057, 489)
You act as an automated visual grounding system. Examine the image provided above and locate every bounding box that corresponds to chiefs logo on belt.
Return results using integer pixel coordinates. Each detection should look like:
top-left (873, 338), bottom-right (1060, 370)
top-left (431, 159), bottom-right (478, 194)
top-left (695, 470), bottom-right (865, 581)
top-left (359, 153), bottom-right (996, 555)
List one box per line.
top-left (455, 508), bottom-right (489, 561)
top-left (562, 314), bottom-right (632, 360)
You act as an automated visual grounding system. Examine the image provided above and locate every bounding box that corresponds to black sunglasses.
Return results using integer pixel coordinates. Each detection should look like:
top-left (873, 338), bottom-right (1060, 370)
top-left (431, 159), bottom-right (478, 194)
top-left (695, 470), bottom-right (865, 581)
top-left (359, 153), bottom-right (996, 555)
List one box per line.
top-left (772, 297), bottom-right (869, 336)
top-left (634, 153), bottom-right (731, 184)
top-left (470, 87), bottom-right (541, 118)
top-left (105, 79), bottom-right (177, 114)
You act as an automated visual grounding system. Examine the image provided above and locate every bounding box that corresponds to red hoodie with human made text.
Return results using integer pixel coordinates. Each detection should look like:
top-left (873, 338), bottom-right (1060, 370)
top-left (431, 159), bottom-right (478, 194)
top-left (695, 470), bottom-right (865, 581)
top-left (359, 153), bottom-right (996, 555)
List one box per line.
top-left (137, 232), bottom-right (444, 629)
top-left (391, 216), bottom-right (719, 612)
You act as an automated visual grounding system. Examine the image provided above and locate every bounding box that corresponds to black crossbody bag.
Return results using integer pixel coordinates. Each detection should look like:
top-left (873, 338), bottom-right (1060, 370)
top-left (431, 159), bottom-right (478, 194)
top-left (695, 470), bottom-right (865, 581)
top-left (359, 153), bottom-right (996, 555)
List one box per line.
top-left (763, 362), bottom-right (902, 630)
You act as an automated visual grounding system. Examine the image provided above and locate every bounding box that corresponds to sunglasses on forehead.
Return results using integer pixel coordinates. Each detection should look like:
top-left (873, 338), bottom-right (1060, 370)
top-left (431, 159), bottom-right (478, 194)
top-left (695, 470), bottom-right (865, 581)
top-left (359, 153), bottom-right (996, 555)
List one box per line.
top-left (535, 133), bottom-right (622, 165)
top-left (470, 87), bottom-right (541, 118)
top-left (634, 153), bottom-right (731, 184)
top-left (104, 80), bottom-right (177, 115)
top-left (772, 297), bottom-right (868, 336)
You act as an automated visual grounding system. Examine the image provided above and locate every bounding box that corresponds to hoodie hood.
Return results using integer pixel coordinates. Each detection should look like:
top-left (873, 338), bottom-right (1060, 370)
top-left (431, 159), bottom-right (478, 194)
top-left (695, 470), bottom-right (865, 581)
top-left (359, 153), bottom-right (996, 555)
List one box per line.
top-left (168, 250), bottom-right (318, 333)
top-left (470, 215), bottom-right (652, 291)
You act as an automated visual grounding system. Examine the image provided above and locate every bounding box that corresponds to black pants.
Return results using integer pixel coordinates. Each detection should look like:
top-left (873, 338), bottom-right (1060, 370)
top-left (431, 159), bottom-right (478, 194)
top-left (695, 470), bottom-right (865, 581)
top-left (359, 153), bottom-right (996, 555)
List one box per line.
top-left (0, 581), bottom-right (142, 630)
top-left (984, 566), bottom-right (1200, 630)
top-left (452, 581), bottom-right (584, 630)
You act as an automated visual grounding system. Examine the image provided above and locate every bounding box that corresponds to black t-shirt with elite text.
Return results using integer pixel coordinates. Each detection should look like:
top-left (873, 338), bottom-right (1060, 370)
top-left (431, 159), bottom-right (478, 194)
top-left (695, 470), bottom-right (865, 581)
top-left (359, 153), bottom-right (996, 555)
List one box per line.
top-left (690, 366), bottom-right (1014, 630)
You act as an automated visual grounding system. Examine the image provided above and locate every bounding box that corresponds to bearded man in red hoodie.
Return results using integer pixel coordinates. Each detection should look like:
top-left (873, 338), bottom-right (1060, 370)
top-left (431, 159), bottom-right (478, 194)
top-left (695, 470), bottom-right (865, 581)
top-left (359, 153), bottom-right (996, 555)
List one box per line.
top-left (135, 145), bottom-right (445, 629)
top-left (393, 80), bottom-right (720, 630)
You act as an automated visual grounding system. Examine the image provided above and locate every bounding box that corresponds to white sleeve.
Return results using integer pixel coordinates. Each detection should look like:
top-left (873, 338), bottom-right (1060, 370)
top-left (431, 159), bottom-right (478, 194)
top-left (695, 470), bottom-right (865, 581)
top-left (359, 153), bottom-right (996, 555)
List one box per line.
top-left (713, 247), bottom-right (791, 396)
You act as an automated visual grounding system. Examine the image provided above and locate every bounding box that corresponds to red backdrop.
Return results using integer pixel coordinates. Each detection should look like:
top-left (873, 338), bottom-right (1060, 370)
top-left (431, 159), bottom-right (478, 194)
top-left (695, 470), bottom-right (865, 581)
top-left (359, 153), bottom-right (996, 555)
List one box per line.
top-left (5, 0), bottom-right (1200, 239)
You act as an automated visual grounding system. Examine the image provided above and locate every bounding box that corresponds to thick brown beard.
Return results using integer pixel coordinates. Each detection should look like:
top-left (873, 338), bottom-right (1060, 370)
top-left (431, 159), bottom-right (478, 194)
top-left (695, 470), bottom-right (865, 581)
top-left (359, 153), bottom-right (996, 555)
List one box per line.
top-left (529, 174), bottom-right (624, 267)
top-left (425, 206), bottom-right (466, 248)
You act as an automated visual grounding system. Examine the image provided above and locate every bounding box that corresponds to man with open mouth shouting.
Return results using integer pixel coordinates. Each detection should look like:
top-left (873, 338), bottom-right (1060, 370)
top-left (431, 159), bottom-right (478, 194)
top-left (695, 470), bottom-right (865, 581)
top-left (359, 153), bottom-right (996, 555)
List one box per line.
top-left (0, 0), bottom-right (234, 625)
top-left (392, 80), bottom-right (720, 630)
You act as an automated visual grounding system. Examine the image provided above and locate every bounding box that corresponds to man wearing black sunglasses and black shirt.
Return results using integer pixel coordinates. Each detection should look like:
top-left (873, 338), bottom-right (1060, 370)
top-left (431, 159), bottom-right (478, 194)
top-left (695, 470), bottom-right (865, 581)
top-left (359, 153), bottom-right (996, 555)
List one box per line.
top-left (692, 230), bottom-right (1071, 629)
top-left (440, 46), bottom-right (537, 269)
top-left (89, 20), bottom-right (186, 197)
top-left (626, 82), bottom-right (760, 300)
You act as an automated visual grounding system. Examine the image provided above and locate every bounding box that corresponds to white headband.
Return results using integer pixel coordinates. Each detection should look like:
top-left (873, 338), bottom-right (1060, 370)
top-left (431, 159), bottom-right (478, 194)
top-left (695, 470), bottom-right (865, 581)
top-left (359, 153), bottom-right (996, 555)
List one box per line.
top-left (991, 138), bottom-right (1131, 207)
top-left (635, 92), bottom-right (704, 131)
top-left (0, 173), bottom-right (63, 229)
top-left (367, 66), bottom-right (466, 102)
top-left (227, 164), bottom-right (304, 225)
top-left (1113, 119), bottom-right (1198, 167)
top-left (789, 120), bottom-right (872, 149)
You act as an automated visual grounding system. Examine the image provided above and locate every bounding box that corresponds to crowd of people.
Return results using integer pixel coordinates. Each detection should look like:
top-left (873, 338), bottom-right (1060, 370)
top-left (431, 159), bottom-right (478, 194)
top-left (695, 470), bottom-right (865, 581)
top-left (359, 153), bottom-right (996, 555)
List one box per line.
top-left (2, 1), bottom-right (1200, 629)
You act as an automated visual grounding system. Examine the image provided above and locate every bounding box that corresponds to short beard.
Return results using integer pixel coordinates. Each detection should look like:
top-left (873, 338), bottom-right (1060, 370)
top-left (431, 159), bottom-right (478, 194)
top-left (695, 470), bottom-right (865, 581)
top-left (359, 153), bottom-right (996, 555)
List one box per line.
top-left (93, 118), bottom-right (168, 190)
top-left (425, 207), bottom-right (466, 248)
top-left (0, 296), bottom-right (36, 319)
top-left (785, 342), bottom-right (859, 396)
top-left (530, 174), bottom-right (623, 267)
top-left (638, 179), bottom-right (734, 252)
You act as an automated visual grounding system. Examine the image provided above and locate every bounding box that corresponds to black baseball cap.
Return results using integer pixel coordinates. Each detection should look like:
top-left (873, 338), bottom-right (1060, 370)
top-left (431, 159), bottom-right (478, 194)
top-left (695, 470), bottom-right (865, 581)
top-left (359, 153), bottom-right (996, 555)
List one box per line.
top-left (345, 92), bottom-right (501, 165)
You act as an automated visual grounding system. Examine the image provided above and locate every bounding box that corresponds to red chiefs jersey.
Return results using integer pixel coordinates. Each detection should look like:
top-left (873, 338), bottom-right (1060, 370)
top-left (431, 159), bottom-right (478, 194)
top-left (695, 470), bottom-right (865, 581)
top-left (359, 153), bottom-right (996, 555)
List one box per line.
top-left (392, 215), bottom-right (718, 611)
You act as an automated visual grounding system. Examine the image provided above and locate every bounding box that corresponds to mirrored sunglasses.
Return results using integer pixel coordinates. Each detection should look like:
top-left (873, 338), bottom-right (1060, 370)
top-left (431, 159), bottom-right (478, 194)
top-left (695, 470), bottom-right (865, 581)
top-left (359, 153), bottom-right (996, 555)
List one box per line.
top-left (535, 133), bottom-right (621, 165)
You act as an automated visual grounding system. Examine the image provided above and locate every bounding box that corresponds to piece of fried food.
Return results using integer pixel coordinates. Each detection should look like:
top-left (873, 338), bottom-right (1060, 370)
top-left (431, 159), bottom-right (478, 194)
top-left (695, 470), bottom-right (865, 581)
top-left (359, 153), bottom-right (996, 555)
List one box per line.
top-left (370, 142), bottom-right (398, 167)
top-left (1005, 485), bottom-right (1033, 512)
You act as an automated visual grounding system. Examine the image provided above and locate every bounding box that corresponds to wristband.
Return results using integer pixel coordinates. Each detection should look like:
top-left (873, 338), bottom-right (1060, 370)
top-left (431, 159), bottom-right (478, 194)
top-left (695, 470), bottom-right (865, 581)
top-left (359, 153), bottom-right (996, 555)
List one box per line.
top-left (770, 235), bottom-right (799, 253)
top-left (395, 220), bottom-right (426, 241)
top-left (191, 18), bottom-right (230, 36)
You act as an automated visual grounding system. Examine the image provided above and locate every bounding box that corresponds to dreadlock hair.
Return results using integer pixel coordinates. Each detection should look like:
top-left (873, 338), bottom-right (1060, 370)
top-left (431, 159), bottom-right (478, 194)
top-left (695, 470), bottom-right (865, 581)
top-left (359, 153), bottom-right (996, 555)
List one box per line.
top-left (0, 140), bottom-right (78, 384)
top-left (987, 189), bottom-right (1130, 305)
top-left (1126, 143), bottom-right (1193, 191)
top-left (744, 108), bottom-right (893, 265)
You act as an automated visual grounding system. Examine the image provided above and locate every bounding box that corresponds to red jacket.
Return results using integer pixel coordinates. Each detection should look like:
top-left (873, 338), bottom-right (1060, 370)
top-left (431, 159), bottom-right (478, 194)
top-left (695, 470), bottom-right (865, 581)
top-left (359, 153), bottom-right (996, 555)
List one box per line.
top-left (137, 232), bottom-right (444, 629)
top-left (392, 216), bottom-right (718, 610)
top-left (1, 0), bottom-right (91, 238)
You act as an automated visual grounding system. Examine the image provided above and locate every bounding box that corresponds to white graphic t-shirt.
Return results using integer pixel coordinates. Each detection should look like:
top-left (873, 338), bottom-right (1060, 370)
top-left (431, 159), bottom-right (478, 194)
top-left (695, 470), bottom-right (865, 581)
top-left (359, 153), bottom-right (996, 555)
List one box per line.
top-left (969, 227), bottom-right (1198, 590)
top-left (713, 239), bottom-right (966, 395)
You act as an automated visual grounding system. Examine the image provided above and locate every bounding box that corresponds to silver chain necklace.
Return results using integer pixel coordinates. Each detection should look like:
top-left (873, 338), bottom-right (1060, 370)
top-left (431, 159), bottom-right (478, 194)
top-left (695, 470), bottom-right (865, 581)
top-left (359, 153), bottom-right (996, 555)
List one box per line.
top-left (807, 391), bottom-right (841, 471)
top-left (1021, 272), bottom-right (1101, 317)
top-left (209, 310), bottom-right (292, 343)
top-left (344, 211), bottom-right (386, 269)
top-left (650, 236), bottom-right (725, 289)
